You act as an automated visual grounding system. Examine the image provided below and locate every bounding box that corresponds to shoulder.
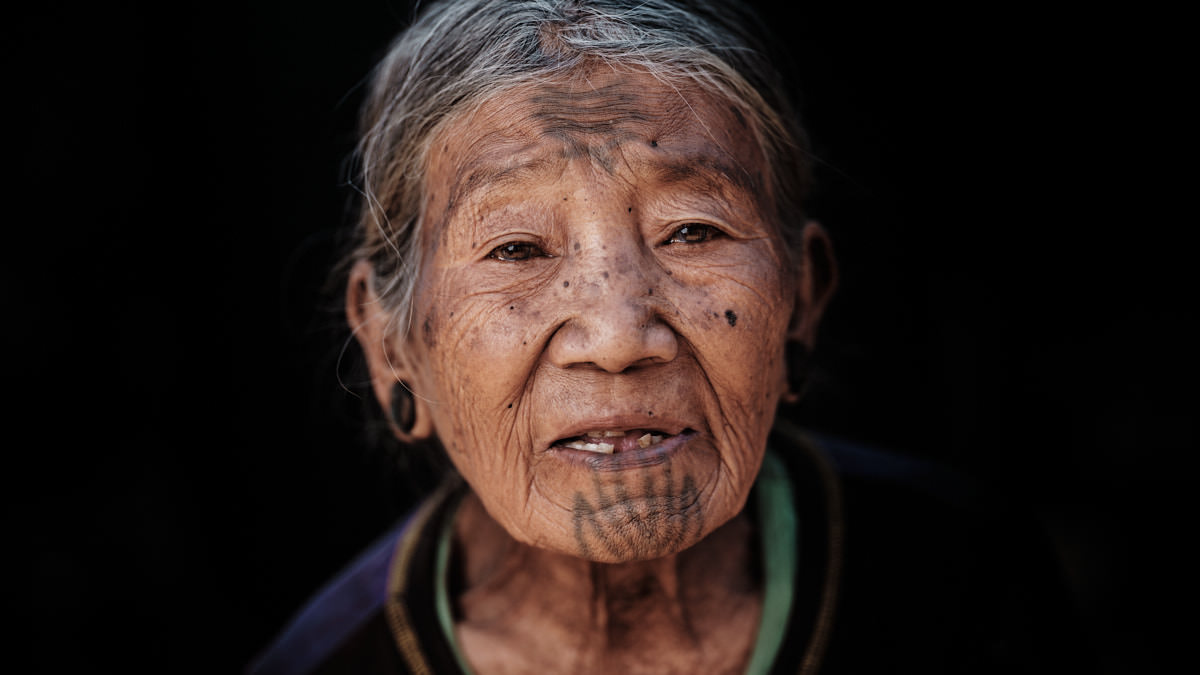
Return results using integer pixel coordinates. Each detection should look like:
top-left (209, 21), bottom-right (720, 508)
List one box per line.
top-left (246, 516), bottom-right (413, 675)
top-left (774, 423), bottom-right (1094, 673)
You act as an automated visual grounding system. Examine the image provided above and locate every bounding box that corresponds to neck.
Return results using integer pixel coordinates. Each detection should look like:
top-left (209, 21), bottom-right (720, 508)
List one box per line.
top-left (450, 491), bottom-right (761, 673)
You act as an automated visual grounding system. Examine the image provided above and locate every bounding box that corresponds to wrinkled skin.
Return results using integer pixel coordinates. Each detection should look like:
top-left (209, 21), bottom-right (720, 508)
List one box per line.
top-left (349, 68), bottom-right (834, 673)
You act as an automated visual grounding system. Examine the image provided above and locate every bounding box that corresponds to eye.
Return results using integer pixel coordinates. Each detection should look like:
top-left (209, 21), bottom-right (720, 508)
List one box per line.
top-left (662, 223), bottom-right (722, 245)
top-left (488, 242), bottom-right (547, 262)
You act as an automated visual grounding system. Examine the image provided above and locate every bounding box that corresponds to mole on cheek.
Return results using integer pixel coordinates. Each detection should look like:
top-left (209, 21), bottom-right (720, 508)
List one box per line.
top-left (563, 281), bottom-right (570, 287)
top-left (724, 309), bottom-right (738, 327)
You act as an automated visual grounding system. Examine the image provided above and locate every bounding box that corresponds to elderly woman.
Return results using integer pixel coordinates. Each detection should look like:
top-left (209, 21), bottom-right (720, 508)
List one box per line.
top-left (252, 1), bottom-right (1084, 673)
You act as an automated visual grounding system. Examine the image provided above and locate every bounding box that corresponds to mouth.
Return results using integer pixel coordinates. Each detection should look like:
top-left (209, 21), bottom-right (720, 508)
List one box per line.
top-left (552, 428), bottom-right (691, 454)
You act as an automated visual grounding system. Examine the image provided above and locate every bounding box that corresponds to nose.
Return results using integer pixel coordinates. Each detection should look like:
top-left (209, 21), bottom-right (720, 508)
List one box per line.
top-left (546, 246), bottom-right (678, 374)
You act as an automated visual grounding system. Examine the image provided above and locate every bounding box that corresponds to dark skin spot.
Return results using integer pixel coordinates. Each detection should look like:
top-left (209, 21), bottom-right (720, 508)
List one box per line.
top-left (725, 310), bottom-right (738, 327)
top-left (628, 206), bottom-right (632, 212)
top-left (602, 271), bottom-right (609, 279)
top-left (649, 139), bottom-right (658, 147)
top-left (509, 306), bottom-right (515, 310)
top-left (571, 468), bottom-right (703, 560)
top-left (507, 403), bottom-right (513, 408)
top-left (574, 242), bottom-right (580, 251)
top-left (563, 281), bottom-right (570, 288)
top-left (647, 288), bottom-right (653, 296)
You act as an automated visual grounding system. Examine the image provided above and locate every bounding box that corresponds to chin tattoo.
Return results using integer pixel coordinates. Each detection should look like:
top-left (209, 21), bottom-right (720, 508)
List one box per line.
top-left (571, 463), bottom-right (704, 562)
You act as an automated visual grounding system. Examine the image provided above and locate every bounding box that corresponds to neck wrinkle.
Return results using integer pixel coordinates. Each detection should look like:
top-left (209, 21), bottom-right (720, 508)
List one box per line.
top-left (452, 489), bottom-right (756, 654)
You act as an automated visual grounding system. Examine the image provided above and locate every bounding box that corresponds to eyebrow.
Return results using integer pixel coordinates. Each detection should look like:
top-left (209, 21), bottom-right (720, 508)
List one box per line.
top-left (643, 151), bottom-right (762, 202)
top-left (442, 150), bottom-right (559, 223)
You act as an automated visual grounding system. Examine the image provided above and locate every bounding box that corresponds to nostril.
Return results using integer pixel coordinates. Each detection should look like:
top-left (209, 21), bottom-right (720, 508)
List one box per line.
top-left (628, 355), bottom-right (669, 370)
top-left (547, 315), bottom-right (678, 373)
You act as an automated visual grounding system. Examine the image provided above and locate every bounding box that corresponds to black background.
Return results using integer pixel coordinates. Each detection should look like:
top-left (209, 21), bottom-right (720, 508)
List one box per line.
top-left (9, 1), bottom-right (1192, 672)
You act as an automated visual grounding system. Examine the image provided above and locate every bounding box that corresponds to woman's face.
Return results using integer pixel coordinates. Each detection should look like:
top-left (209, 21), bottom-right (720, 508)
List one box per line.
top-left (391, 71), bottom-right (806, 562)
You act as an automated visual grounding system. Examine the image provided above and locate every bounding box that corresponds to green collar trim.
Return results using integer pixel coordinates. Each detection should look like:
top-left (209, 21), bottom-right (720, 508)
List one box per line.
top-left (745, 448), bottom-right (798, 674)
top-left (434, 491), bottom-right (475, 674)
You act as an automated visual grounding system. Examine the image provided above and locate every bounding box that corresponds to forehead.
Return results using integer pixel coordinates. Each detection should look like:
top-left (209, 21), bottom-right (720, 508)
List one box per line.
top-left (424, 69), bottom-right (770, 220)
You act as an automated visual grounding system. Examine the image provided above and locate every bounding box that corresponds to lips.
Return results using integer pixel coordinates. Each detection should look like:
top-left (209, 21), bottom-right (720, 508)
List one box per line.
top-left (554, 429), bottom-right (672, 454)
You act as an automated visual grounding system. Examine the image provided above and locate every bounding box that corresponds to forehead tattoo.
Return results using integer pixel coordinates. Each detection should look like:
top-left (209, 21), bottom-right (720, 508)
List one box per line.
top-left (529, 80), bottom-right (669, 172)
top-left (438, 77), bottom-right (765, 230)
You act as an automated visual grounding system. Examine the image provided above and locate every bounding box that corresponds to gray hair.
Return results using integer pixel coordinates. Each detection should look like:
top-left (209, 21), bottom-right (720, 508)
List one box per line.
top-left (347, 0), bottom-right (811, 332)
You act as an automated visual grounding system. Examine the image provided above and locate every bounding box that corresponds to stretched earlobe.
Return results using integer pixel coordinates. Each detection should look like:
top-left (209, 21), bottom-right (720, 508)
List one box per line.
top-left (347, 260), bottom-right (434, 443)
top-left (390, 381), bottom-right (416, 433)
top-left (782, 341), bottom-right (810, 405)
top-left (386, 380), bottom-right (433, 443)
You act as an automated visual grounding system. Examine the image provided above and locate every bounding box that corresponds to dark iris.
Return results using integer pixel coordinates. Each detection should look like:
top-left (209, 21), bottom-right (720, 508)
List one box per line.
top-left (664, 223), bottom-right (719, 245)
top-left (489, 242), bottom-right (544, 261)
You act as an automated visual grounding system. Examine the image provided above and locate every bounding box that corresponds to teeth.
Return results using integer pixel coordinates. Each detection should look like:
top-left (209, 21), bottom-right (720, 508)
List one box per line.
top-left (580, 430), bottom-right (625, 438)
top-left (637, 434), bottom-right (665, 448)
top-left (561, 430), bottom-right (671, 453)
top-left (564, 440), bottom-right (615, 454)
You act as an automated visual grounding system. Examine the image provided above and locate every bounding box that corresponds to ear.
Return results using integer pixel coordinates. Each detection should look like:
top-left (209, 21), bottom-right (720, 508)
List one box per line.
top-left (783, 222), bottom-right (837, 403)
top-left (346, 260), bottom-right (435, 442)
top-left (788, 220), bottom-right (838, 345)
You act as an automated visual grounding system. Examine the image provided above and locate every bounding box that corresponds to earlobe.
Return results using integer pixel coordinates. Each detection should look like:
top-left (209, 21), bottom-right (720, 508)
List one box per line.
top-left (346, 260), bottom-right (434, 442)
top-left (387, 380), bottom-right (434, 443)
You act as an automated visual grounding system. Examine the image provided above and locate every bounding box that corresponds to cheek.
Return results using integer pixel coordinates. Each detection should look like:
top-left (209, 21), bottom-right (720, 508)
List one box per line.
top-left (668, 255), bottom-right (791, 474)
top-left (413, 275), bottom-right (546, 472)
top-left (674, 256), bottom-right (791, 386)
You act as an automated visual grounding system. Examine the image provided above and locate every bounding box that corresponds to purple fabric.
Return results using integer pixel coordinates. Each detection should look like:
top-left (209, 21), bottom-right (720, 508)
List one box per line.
top-left (247, 517), bottom-right (412, 675)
